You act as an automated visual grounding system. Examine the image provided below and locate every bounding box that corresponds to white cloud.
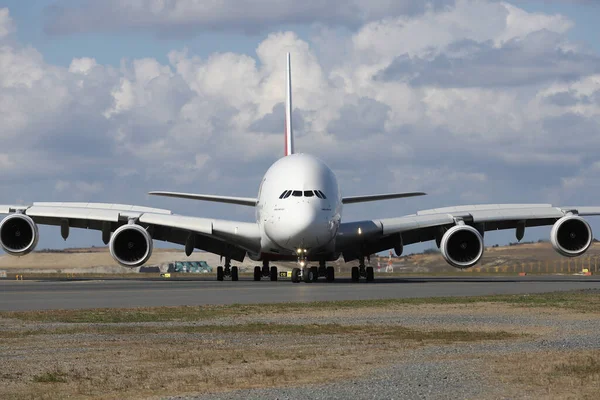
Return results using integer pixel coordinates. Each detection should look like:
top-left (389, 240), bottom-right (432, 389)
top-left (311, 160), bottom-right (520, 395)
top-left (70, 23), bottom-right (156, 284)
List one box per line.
top-left (68, 57), bottom-right (97, 75)
top-left (0, 8), bottom-right (15, 39)
top-left (497, 2), bottom-right (573, 45)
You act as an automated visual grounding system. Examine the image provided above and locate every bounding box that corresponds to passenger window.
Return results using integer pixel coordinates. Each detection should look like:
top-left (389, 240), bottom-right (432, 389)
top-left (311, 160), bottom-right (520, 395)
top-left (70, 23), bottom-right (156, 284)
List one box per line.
top-left (292, 191), bottom-right (302, 197)
top-left (304, 190), bottom-right (314, 197)
top-left (318, 190), bottom-right (327, 199)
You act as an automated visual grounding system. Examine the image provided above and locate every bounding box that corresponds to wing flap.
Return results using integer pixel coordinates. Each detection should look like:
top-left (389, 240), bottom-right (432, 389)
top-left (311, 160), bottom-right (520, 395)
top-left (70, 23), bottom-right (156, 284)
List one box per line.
top-left (560, 206), bottom-right (600, 217)
top-left (0, 205), bottom-right (28, 214)
top-left (33, 202), bottom-right (172, 214)
top-left (139, 214), bottom-right (213, 235)
top-left (416, 204), bottom-right (552, 216)
top-left (27, 205), bottom-right (121, 223)
top-left (469, 207), bottom-right (563, 223)
top-left (381, 214), bottom-right (455, 236)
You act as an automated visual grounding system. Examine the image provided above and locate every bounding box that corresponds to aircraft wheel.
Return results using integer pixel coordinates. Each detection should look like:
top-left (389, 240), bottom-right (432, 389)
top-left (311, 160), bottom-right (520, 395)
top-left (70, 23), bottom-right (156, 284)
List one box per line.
top-left (351, 266), bottom-right (359, 282)
top-left (310, 266), bottom-right (319, 282)
top-left (253, 266), bottom-right (261, 281)
top-left (318, 265), bottom-right (326, 277)
top-left (326, 266), bottom-right (335, 282)
top-left (217, 266), bottom-right (224, 281)
top-left (366, 266), bottom-right (374, 282)
top-left (303, 267), bottom-right (313, 283)
top-left (270, 266), bottom-right (278, 281)
top-left (291, 268), bottom-right (300, 283)
top-left (231, 266), bottom-right (239, 281)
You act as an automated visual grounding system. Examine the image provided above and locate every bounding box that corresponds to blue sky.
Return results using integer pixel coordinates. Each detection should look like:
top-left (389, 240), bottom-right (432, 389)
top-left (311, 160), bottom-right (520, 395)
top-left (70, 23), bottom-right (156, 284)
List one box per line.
top-left (7, 1), bottom-right (599, 68)
top-left (1, 0), bottom-right (600, 253)
top-left (3, 0), bottom-right (312, 66)
top-left (520, 1), bottom-right (600, 52)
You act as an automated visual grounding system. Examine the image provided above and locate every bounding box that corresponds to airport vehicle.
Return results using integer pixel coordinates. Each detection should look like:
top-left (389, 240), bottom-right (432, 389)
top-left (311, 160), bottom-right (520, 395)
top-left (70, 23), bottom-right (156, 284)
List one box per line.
top-left (0, 54), bottom-right (598, 283)
top-left (168, 261), bottom-right (212, 273)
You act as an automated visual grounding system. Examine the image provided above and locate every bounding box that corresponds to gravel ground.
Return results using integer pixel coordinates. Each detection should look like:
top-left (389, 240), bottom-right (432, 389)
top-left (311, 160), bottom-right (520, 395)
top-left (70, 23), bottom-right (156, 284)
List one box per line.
top-left (164, 303), bottom-right (600, 400)
top-left (2, 299), bottom-right (600, 399)
top-left (175, 359), bottom-right (501, 400)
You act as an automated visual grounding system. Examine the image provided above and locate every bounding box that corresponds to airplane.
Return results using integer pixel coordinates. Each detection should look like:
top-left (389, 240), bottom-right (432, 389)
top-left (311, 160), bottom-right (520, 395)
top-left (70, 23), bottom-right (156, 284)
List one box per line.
top-left (0, 53), bottom-right (598, 283)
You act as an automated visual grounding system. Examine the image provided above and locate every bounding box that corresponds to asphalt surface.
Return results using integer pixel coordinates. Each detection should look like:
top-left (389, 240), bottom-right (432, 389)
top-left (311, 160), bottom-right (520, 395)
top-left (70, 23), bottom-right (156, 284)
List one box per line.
top-left (1, 275), bottom-right (599, 311)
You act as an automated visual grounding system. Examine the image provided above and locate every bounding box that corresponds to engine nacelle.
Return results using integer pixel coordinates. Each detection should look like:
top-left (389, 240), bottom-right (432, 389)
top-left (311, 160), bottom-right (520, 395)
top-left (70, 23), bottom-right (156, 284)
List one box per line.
top-left (550, 215), bottom-right (592, 257)
top-left (0, 214), bottom-right (39, 256)
top-left (440, 224), bottom-right (484, 269)
top-left (109, 224), bottom-right (153, 267)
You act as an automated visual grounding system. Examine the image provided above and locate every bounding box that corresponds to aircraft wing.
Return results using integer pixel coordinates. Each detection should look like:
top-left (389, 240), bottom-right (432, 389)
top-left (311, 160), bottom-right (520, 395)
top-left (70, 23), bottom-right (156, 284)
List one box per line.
top-left (342, 192), bottom-right (426, 204)
top-left (0, 202), bottom-right (261, 261)
top-left (148, 191), bottom-right (257, 206)
top-left (336, 204), bottom-right (600, 261)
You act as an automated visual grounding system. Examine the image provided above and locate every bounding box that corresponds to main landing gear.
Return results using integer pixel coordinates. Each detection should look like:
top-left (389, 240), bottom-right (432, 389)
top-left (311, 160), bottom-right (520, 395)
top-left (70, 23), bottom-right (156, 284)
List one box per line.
top-left (351, 256), bottom-right (374, 283)
top-left (217, 257), bottom-right (239, 281)
top-left (254, 260), bottom-right (278, 281)
top-left (291, 260), bottom-right (335, 283)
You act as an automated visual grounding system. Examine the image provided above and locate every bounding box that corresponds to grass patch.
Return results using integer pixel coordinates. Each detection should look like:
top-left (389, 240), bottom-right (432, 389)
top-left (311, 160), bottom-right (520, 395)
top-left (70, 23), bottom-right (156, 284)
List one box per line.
top-left (1, 290), bottom-right (599, 324)
top-left (495, 350), bottom-right (600, 399)
top-left (32, 370), bottom-right (67, 383)
top-left (0, 323), bottom-right (519, 342)
top-left (554, 354), bottom-right (600, 377)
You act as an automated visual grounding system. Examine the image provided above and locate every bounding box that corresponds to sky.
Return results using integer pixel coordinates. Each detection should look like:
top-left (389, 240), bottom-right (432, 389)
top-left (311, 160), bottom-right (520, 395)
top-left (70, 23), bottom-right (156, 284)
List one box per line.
top-left (1, 0), bottom-right (600, 253)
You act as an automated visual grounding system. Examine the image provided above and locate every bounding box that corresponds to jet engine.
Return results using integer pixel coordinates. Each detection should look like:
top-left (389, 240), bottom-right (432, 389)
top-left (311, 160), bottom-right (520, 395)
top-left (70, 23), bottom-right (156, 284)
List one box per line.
top-left (109, 224), bottom-right (153, 267)
top-left (440, 224), bottom-right (484, 269)
top-left (0, 214), bottom-right (39, 256)
top-left (550, 215), bottom-right (592, 257)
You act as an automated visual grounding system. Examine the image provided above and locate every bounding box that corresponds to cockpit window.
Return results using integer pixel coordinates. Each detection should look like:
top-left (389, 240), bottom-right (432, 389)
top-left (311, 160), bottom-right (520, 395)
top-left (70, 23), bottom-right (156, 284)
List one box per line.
top-left (280, 190), bottom-right (326, 199)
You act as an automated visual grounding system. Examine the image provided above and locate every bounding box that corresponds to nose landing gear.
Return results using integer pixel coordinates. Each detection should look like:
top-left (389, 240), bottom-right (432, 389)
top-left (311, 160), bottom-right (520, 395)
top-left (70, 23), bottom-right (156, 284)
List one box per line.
top-left (291, 259), bottom-right (335, 283)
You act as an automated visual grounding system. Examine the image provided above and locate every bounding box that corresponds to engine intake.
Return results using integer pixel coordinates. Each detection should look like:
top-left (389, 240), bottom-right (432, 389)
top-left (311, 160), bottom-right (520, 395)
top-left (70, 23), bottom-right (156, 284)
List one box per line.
top-left (109, 224), bottom-right (153, 267)
top-left (551, 215), bottom-right (592, 257)
top-left (0, 214), bottom-right (39, 256)
top-left (440, 224), bottom-right (484, 269)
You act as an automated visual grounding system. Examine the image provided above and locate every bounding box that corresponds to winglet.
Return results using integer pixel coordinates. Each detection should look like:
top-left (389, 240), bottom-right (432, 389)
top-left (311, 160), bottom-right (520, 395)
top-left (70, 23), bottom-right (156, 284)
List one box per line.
top-left (284, 52), bottom-right (294, 156)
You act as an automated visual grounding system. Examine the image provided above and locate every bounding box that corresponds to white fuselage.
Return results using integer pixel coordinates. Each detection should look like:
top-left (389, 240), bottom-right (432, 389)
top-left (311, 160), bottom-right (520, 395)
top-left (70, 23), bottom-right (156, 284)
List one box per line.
top-left (256, 154), bottom-right (342, 259)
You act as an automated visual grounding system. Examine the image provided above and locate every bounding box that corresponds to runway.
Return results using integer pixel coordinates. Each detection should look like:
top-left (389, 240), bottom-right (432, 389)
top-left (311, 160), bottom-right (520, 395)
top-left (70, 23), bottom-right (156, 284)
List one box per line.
top-left (1, 276), bottom-right (599, 311)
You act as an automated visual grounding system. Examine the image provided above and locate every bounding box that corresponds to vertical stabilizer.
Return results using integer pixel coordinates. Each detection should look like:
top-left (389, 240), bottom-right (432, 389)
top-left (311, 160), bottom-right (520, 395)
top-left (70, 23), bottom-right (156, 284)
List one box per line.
top-left (284, 53), bottom-right (294, 156)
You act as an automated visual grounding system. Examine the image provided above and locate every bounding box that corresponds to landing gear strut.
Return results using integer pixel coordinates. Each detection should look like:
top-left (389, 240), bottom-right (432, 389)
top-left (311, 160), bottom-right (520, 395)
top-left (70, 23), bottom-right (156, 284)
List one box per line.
top-left (291, 251), bottom-right (307, 283)
top-left (217, 257), bottom-right (238, 281)
top-left (253, 260), bottom-right (278, 281)
top-left (351, 256), bottom-right (374, 282)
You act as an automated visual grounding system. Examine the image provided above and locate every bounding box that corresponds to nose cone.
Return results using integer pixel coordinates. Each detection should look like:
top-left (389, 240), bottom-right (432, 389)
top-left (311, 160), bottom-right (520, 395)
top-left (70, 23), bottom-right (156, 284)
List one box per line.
top-left (266, 203), bottom-right (330, 250)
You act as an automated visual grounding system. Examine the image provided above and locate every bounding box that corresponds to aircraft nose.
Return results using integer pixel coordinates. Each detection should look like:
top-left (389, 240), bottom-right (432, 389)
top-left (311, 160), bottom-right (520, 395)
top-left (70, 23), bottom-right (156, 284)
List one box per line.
top-left (265, 203), bottom-right (327, 249)
top-left (287, 205), bottom-right (319, 239)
